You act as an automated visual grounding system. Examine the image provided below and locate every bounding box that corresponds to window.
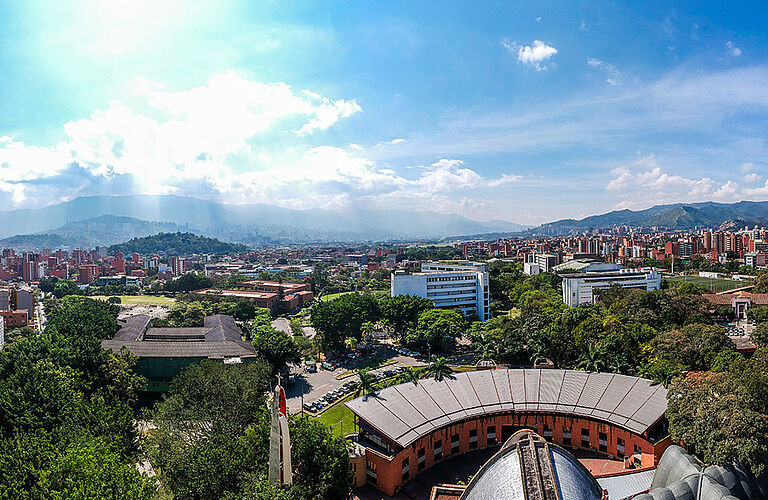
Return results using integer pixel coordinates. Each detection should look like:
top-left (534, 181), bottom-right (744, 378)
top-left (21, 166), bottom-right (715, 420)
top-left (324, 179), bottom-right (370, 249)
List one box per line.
top-left (562, 429), bottom-right (571, 446)
top-left (434, 440), bottom-right (442, 461)
top-left (599, 432), bottom-right (608, 453)
top-left (634, 444), bottom-right (642, 467)
top-left (366, 460), bottom-right (377, 486)
top-left (451, 433), bottom-right (460, 454)
top-left (469, 429), bottom-right (478, 449)
top-left (401, 458), bottom-right (410, 483)
top-left (616, 437), bottom-right (625, 458)
top-left (418, 448), bottom-right (426, 471)
top-left (487, 426), bottom-right (497, 446)
top-left (581, 428), bottom-right (590, 448)
top-left (543, 425), bottom-right (552, 440)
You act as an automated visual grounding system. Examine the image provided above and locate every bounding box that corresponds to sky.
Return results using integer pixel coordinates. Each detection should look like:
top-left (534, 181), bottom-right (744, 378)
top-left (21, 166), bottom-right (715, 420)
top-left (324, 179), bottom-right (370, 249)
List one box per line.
top-left (1, 1), bottom-right (768, 225)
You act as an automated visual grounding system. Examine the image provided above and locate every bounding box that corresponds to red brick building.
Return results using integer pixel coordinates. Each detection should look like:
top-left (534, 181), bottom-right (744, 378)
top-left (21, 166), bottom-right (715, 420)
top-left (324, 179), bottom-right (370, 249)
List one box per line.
top-left (346, 369), bottom-right (670, 496)
top-left (0, 310), bottom-right (28, 329)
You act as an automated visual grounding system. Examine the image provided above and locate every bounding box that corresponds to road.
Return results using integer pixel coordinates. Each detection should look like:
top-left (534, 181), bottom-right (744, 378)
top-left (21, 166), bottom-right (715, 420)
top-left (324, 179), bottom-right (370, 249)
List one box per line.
top-left (284, 345), bottom-right (423, 413)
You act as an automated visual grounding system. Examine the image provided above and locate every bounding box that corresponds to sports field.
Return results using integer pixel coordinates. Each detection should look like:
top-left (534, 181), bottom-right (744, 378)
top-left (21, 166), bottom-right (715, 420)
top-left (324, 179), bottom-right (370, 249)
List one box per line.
top-left (665, 275), bottom-right (752, 293)
top-left (91, 295), bottom-right (176, 306)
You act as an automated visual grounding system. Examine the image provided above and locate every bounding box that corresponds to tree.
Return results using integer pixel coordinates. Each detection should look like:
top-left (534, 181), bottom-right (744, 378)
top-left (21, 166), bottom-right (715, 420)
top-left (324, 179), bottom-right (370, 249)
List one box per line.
top-left (424, 356), bottom-right (454, 381)
top-left (652, 324), bottom-right (734, 372)
top-left (52, 279), bottom-right (83, 298)
top-left (354, 369), bottom-right (378, 399)
top-left (747, 306), bottom-right (768, 323)
top-left (752, 322), bottom-right (768, 348)
top-left (399, 367), bottom-right (421, 386)
top-left (164, 273), bottom-right (213, 292)
top-left (310, 293), bottom-right (380, 352)
top-left (146, 360), bottom-right (271, 499)
top-left (666, 366), bottom-right (768, 476)
top-left (379, 295), bottom-right (433, 338)
top-left (252, 326), bottom-right (300, 375)
top-left (288, 417), bottom-right (354, 499)
top-left (576, 344), bottom-right (608, 372)
top-left (404, 309), bottom-right (466, 354)
top-left (39, 439), bottom-right (156, 500)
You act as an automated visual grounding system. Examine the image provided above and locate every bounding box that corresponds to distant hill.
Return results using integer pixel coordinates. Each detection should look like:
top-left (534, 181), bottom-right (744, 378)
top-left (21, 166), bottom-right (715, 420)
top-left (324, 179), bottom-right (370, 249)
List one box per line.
top-left (530, 201), bottom-right (768, 236)
top-left (109, 232), bottom-right (250, 256)
top-left (0, 194), bottom-right (527, 243)
top-left (0, 215), bottom-right (197, 251)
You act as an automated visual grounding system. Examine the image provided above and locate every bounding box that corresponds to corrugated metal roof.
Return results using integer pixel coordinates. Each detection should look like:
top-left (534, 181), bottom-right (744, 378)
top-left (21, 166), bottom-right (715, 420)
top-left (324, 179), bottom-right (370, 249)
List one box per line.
top-left (597, 468), bottom-right (656, 500)
top-left (345, 369), bottom-right (668, 448)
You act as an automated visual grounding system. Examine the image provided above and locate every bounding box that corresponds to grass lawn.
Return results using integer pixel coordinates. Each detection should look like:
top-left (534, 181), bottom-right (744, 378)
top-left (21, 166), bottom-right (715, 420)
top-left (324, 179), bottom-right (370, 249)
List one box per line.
top-left (665, 275), bottom-right (752, 293)
top-left (92, 295), bottom-right (176, 306)
top-left (321, 291), bottom-right (355, 301)
top-left (313, 395), bottom-right (357, 439)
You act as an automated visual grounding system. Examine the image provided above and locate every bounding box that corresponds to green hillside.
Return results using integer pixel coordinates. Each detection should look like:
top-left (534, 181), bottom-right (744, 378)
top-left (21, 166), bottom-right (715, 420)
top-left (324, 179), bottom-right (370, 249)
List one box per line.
top-left (109, 232), bottom-right (249, 256)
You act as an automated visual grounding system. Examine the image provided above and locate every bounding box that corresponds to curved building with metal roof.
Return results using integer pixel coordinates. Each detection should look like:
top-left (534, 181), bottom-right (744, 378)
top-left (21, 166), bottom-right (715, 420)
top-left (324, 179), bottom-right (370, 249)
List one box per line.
top-left (345, 368), bottom-right (671, 496)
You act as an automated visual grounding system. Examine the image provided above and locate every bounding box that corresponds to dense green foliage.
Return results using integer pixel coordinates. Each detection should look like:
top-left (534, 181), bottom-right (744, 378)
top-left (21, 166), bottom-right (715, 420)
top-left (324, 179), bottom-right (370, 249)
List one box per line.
top-left (403, 309), bottom-right (466, 353)
top-left (145, 360), bottom-right (352, 499)
top-left (153, 298), bottom-right (262, 327)
top-left (110, 231), bottom-right (249, 256)
top-left (163, 272), bottom-right (213, 292)
top-left (0, 296), bottom-right (154, 499)
top-left (311, 293), bottom-right (381, 352)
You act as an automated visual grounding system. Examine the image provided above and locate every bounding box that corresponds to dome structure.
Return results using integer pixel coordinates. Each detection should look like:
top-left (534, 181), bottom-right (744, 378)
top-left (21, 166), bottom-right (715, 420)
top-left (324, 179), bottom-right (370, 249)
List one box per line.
top-left (460, 430), bottom-right (604, 500)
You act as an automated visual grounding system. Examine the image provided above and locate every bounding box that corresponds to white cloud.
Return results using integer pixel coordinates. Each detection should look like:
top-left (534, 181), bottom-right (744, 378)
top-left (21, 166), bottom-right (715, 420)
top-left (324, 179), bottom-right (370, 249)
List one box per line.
top-left (606, 156), bottom-right (768, 208)
top-left (536, 16), bottom-right (542, 23)
top-left (0, 71), bottom-right (519, 215)
top-left (726, 41), bottom-right (742, 57)
top-left (744, 172), bottom-right (762, 183)
top-left (579, 20), bottom-right (590, 31)
top-left (377, 138), bottom-right (406, 146)
top-left (503, 39), bottom-right (558, 71)
top-left (587, 57), bottom-right (622, 86)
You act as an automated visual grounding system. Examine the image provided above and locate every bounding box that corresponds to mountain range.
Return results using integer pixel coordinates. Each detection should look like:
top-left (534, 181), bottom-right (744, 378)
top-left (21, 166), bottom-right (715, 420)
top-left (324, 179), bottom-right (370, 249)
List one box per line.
top-left (528, 201), bottom-right (768, 236)
top-left (0, 195), bottom-right (528, 247)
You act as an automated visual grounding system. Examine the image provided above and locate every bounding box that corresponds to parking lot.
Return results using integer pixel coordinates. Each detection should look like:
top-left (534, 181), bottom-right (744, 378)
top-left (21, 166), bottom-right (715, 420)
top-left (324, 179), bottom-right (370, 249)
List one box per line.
top-left (284, 344), bottom-right (425, 414)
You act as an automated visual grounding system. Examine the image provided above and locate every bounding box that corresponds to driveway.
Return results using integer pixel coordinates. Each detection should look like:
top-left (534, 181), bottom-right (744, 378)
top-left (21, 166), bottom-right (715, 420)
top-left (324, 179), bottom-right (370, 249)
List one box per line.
top-left (284, 345), bottom-right (423, 413)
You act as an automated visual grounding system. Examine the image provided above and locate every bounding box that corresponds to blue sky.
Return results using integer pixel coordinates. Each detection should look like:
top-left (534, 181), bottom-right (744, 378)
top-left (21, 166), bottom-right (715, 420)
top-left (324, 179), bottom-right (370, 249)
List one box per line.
top-left (1, 1), bottom-right (767, 225)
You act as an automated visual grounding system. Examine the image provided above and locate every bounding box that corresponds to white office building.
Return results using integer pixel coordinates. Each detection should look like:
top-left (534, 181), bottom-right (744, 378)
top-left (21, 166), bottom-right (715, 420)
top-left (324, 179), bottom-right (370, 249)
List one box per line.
top-left (561, 268), bottom-right (661, 307)
top-left (391, 261), bottom-right (489, 320)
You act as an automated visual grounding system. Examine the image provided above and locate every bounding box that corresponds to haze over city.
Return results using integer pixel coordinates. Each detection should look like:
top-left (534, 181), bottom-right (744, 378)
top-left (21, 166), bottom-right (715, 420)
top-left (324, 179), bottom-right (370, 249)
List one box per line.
top-left (1, 1), bottom-right (767, 225)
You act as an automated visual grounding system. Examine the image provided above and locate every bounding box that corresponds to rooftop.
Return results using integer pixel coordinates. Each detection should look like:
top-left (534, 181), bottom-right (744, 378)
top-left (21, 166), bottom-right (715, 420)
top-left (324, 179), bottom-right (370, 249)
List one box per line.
top-left (346, 369), bottom-right (668, 449)
top-left (103, 314), bottom-right (256, 359)
top-left (460, 430), bottom-right (603, 500)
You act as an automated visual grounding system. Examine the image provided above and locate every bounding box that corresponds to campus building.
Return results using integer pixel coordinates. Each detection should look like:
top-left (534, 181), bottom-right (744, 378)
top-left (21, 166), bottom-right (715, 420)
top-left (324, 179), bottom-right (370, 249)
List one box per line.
top-left (345, 369), bottom-right (670, 497)
top-left (391, 261), bottom-right (489, 321)
top-left (561, 269), bottom-right (661, 307)
top-left (102, 314), bottom-right (257, 393)
top-left (192, 282), bottom-right (313, 313)
top-left (701, 291), bottom-right (768, 320)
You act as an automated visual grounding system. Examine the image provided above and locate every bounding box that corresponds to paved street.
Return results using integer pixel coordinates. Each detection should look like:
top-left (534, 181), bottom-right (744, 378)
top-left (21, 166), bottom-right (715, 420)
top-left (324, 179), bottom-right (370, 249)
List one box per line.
top-left (284, 345), bottom-right (423, 413)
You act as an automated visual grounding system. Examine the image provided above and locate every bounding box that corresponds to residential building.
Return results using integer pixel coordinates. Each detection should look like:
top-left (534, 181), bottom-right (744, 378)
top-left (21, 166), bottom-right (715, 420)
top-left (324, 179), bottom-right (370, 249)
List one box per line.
top-left (561, 268), bottom-right (661, 307)
top-left (0, 310), bottom-right (28, 329)
top-left (391, 261), bottom-right (489, 321)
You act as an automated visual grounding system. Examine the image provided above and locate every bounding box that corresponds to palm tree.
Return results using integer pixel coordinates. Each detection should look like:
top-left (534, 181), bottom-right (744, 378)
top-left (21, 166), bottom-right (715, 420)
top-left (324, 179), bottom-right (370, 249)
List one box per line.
top-left (424, 356), bottom-right (454, 382)
top-left (576, 345), bottom-right (608, 373)
top-left (607, 354), bottom-right (630, 374)
top-left (399, 367), bottom-right (421, 386)
top-left (354, 368), bottom-right (378, 399)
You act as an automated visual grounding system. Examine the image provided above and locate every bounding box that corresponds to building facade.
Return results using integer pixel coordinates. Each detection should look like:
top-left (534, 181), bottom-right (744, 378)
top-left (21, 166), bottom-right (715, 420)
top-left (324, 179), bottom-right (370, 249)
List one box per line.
top-left (346, 369), bottom-right (670, 497)
top-left (391, 261), bottom-right (489, 321)
top-left (561, 269), bottom-right (661, 307)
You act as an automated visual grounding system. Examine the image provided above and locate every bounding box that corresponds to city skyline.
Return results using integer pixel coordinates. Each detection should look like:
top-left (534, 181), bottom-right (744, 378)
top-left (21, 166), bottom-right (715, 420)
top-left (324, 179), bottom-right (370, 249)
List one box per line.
top-left (1, 1), bottom-right (767, 225)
